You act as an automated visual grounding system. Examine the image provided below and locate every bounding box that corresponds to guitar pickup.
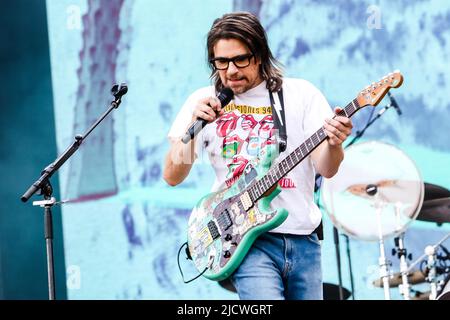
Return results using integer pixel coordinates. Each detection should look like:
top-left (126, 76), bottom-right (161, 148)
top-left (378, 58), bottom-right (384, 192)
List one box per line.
top-left (217, 209), bottom-right (233, 231)
top-left (207, 220), bottom-right (220, 240)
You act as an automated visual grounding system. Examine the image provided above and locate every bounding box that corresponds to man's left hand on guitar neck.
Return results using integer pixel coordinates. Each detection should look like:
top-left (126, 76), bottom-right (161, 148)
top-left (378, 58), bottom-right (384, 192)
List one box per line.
top-left (311, 106), bottom-right (353, 179)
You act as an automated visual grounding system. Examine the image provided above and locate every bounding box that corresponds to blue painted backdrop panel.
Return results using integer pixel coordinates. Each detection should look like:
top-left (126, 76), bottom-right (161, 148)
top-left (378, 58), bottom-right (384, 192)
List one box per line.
top-left (46, 0), bottom-right (450, 299)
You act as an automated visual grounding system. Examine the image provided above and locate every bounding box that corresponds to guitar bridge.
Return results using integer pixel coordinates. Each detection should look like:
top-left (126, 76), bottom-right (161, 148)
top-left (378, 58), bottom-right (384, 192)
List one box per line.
top-left (217, 209), bottom-right (233, 231)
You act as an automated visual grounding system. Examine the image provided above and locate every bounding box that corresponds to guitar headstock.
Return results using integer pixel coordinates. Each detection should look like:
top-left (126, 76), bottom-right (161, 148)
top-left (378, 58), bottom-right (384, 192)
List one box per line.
top-left (356, 71), bottom-right (403, 108)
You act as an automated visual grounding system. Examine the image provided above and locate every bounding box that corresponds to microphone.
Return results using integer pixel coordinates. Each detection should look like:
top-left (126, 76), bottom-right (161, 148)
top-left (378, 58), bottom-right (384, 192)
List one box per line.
top-left (387, 92), bottom-right (402, 116)
top-left (181, 87), bottom-right (234, 144)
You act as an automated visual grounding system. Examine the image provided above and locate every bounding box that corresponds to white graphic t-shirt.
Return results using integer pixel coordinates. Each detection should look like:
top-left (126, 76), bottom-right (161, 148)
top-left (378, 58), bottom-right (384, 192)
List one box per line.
top-left (169, 78), bottom-right (333, 235)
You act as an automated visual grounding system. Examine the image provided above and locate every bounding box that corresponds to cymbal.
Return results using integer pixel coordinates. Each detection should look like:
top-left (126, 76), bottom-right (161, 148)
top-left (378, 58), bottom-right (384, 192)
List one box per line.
top-left (424, 183), bottom-right (450, 201)
top-left (373, 270), bottom-right (426, 288)
top-left (417, 197), bottom-right (450, 224)
top-left (323, 283), bottom-right (351, 300)
top-left (320, 141), bottom-right (424, 241)
top-left (346, 179), bottom-right (422, 204)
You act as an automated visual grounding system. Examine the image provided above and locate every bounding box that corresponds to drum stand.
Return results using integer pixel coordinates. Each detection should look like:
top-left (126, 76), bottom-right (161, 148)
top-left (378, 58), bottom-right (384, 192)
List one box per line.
top-left (367, 184), bottom-right (391, 300)
top-left (392, 202), bottom-right (412, 300)
top-left (405, 232), bottom-right (450, 300)
top-left (376, 216), bottom-right (391, 300)
top-left (425, 245), bottom-right (438, 300)
top-left (394, 233), bottom-right (411, 300)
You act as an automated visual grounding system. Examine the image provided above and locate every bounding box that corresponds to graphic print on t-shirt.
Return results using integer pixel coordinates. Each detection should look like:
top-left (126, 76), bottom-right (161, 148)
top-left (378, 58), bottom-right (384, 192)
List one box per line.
top-left (218, 102), bottom-right (279, 188)
top-left (216, 112), bottom-right (240, 138)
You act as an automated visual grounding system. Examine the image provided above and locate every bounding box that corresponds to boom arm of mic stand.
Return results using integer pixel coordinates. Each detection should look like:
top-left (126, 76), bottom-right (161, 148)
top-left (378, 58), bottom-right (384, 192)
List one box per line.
top-left (20, 85), bottom-right (127, 202)
top-left (21, 135), bottom-right (84, 202)
top-left (345, 104), bottom-right (392, 149)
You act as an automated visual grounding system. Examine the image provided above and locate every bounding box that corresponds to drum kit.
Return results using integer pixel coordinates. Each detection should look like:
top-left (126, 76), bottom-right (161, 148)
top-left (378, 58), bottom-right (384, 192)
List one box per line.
top-left (320, 141), bottom-right (450, 300)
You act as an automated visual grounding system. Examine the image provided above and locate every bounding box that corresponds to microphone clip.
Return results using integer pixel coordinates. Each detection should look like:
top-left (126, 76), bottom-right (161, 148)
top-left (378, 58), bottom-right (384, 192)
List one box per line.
top-left (111, 83), bottom-right (128, 108)
top-left (111, 83), bottom-right (128, 100)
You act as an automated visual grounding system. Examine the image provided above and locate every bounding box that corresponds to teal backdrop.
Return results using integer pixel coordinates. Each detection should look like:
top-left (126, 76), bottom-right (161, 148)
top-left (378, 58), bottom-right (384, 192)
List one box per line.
top-left (0, 0), bottom-right (66, 299)
top-left (1, 0), bottom-right (449, 300)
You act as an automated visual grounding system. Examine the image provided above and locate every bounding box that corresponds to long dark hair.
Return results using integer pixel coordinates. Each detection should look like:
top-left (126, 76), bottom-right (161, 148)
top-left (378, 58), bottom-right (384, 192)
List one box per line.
top-left (206, 12), bottom-right (283, 93)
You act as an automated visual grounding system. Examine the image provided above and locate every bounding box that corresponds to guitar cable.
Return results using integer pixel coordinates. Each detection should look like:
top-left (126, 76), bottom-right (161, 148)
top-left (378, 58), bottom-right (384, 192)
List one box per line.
top-left (177, 241), bottom-right (208, 283)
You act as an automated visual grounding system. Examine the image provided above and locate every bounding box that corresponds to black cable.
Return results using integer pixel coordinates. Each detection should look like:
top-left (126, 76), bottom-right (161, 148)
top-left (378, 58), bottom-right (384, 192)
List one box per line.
top-left (177, 242), bottom-right (208, 283)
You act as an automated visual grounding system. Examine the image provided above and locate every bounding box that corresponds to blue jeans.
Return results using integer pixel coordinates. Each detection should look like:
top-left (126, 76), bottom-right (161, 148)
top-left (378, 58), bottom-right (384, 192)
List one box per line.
top-left (230, 232), bottom-right (323, 300)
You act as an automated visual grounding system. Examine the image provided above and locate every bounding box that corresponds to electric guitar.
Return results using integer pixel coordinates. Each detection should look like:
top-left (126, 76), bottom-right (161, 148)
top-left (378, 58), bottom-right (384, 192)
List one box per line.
top-left (187, 71), bottom-right (404, 281)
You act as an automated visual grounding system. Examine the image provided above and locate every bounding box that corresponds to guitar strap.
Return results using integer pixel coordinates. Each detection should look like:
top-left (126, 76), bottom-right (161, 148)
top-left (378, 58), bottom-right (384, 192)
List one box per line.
top-left (269, 89), bottom-right (287, 152)
top-left (269, 88), bottom-right (324, 240)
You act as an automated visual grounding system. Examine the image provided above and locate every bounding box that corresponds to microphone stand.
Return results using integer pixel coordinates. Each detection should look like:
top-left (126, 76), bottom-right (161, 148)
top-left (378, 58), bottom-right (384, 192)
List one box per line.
top-left (315, 175), bottom-right (344, 300)
top-left (20, 84), bottom-right (128, 300)
top-left (344, 234), bottom-right (355, 299)
top-left (345, 102), bottom-right (394, 148)
top-left (320, 101), bottom-right (397, 300)
top-left (333, 224), bottom-right (344, 300)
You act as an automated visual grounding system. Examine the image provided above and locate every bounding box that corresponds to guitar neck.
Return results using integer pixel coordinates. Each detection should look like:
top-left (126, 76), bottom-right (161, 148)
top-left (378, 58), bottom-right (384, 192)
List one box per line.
top-left (248, 98), bottom-right (361, 201)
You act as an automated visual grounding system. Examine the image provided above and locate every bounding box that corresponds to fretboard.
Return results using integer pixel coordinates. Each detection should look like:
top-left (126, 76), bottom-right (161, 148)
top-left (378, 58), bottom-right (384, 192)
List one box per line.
top-left (247, 98), bottom-right (361, 201)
